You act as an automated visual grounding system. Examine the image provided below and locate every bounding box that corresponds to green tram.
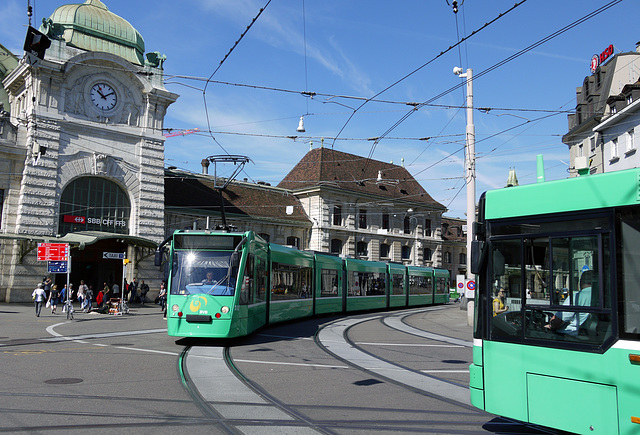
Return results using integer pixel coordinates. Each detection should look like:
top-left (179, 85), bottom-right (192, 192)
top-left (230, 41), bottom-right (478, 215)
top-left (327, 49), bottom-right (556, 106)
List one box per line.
top-left (469, 167), bottom-right (640, 434)
top-left (159, 230), bottom-right (450, 338)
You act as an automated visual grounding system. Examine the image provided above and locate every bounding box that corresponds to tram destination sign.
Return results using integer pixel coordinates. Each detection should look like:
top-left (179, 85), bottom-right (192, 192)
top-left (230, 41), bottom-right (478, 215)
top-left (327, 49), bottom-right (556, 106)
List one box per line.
top-left (37, 243), bottom-right (69, 261)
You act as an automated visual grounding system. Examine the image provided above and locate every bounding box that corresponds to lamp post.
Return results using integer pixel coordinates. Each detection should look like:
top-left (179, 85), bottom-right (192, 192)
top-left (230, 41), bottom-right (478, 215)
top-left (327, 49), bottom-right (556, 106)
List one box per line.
top-left (454, 67), bottom-right (476, 285)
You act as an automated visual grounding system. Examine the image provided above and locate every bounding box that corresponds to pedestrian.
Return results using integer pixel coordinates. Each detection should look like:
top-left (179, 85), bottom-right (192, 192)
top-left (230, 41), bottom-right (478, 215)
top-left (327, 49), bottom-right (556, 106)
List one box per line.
top-left (112, 282), bottom-right (120, 298)
top-left (129, 278), bottom-right (138, 303)
top-left (85, 285), bottom-right (94, 312)
top-left (103, 282), bottom-right (111, 303)
top-left (77, 280), bottom-right (87, 310)
top-left (123, 279), bottom-right (129, 300)
top-left (96, 288), bottom-right (104, 309)
top-left (158, 282), bottom-right (167, 318)
top-left (60, 284), bottom-right (68, 312)
top-left (48, 284), bottom-right (59, 314)
top-left (140, 280), bottom-right (149, 305)
top-left (43, 277), bottom-right (51, 300)
top-left (32, 283), bottom-right (47, 317)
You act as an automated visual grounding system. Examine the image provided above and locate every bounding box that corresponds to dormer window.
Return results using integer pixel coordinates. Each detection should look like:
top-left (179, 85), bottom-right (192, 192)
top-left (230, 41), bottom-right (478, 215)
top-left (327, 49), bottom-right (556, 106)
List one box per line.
top-left (627, 94), bottom-right (633, 105)
top-left (610, 104), bottom-right (617, 114)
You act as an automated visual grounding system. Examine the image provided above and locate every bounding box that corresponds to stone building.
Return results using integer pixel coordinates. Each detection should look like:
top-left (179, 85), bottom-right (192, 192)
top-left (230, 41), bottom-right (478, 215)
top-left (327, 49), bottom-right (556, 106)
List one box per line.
top-left (0, 0), bottom-right (177, 301)
top-left (563, 43), bottom-right (640, 175)
top-left (0, 0), bottom-right (459, 302)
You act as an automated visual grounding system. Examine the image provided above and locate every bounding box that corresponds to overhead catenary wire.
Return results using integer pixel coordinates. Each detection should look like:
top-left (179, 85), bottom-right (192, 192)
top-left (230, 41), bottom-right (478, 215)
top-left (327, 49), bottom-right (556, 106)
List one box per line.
top-left (359, 0), bottom-right (624, 176)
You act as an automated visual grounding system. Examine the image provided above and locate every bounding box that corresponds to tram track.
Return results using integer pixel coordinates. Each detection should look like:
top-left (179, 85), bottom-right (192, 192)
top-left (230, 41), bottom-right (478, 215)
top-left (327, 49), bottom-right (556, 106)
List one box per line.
top-left (209, 306), bottom-right (569, 434)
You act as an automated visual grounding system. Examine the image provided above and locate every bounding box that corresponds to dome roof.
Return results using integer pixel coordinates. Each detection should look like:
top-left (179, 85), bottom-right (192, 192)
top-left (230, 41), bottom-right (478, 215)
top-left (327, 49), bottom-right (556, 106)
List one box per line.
top-left (41, 0), bottom-right (145, 65)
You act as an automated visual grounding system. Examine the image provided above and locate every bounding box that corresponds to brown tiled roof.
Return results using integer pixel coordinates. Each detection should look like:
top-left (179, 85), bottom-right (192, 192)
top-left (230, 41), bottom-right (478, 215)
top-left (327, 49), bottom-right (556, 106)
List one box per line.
top-left (165, 171), bottom-right (310, 223)
top-left (441, 217), bottom-right (466, 242)
top-left (277, 148), bottom-right (445, 209)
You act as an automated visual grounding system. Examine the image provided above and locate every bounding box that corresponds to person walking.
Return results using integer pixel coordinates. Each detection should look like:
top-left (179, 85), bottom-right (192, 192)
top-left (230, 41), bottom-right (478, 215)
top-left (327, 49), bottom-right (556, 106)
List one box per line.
top-left (60, 284), bottom-right (68, 312)
top-left (48, 284), bottom-right (59, 314)
top-left (158, 282), bottom-right (167, 319)
top-left (77, 280), bottom-right (87, 311)
top-left (32, 283), bottom-right (47, 317)
top-left (129, 278), bottom-right (138, 304)
top-left (85, 285), bottom-right (94, 312)
top-left (139, 280), bottom-right (149, 305)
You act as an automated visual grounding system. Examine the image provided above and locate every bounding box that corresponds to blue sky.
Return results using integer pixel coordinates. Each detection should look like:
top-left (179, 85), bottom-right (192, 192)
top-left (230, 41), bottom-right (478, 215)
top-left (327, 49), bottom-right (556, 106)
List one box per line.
top-left (0, 0), bottom-right (637, 218)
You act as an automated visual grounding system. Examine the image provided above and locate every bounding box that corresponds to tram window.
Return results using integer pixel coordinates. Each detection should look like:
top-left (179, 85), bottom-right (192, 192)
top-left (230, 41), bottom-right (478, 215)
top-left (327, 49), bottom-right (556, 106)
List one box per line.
top-left (271, 262), bottom-right (312, 301)
top-left (489, 229), bottom-right (614, 346)
top-left (255, 256), bottom-right (267, 303)
top-left (171, 251), bottom-right (237, 296)
top-left (349, 271), bottom-right (385, 296)
top-left (489, 239), bottom-right (523, 339)
top-left (409, 275), bottom-right (431, 295)
top-left (620, 210), bottom-right (640, 337)
top-left (240, 254), bottom-right (254, 305)
top-left (391, 273), bottom-right (405, 295)
top-left (320, 269), bottom-right (339, 297)
top-left (435, 277), bottom-right (448, 295)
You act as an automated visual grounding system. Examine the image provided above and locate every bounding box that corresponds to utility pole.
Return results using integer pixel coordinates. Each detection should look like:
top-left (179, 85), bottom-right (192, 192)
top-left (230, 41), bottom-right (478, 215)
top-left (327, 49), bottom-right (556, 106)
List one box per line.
top-left (454, 67), bottom-right (476, 285)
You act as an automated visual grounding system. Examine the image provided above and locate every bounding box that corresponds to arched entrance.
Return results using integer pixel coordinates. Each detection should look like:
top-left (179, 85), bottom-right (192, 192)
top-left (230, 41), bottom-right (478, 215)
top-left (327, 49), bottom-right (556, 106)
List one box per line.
top-left (56, 177), bottom-right (132, 296)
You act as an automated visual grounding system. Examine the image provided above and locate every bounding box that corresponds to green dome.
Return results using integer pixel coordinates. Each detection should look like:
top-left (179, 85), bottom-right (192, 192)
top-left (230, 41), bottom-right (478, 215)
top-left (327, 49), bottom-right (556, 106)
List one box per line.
top-left (41, 0), bottom-right (145, 65)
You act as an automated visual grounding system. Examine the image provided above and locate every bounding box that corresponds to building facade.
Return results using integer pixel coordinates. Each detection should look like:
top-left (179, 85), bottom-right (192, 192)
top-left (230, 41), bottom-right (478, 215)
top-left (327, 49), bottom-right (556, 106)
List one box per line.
top-left (0, 0), bottom-right (177, 301)
top-left (0, 1), bottom-right (461, 302)
top-left (563, 44), bottom-right (640, 175)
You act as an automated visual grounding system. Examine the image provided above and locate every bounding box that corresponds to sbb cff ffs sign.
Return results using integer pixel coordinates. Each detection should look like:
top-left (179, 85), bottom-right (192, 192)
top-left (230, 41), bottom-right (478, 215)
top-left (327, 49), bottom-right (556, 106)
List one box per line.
top-left (37, 243), bottom-right (70, 261)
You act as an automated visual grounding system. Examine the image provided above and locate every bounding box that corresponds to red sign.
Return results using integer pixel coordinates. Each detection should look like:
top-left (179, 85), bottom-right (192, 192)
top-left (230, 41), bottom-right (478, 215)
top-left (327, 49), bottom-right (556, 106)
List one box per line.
top-left (37, 243), bottom-right (70, 261)
top-left (63, 215), bottom-right (85, 224)
top-left (590, 44), bottom-right (614, 73)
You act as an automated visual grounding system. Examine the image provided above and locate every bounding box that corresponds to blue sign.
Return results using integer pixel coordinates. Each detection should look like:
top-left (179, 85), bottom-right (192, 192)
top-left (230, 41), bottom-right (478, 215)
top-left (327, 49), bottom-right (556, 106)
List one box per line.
top-left (48, 260), bottom-right (68, 274)
top-left (581, 265), bottom-right (590, 272)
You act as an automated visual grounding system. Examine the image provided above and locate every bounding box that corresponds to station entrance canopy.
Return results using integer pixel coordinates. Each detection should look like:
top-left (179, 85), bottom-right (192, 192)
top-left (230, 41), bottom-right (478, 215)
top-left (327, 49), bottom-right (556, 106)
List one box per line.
top-left (0, 231), bottom-right (157, 261)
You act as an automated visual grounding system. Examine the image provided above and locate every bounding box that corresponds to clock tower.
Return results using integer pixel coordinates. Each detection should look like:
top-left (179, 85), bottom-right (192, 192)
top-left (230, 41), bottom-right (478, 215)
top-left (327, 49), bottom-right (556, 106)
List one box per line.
top-left (1, 0), bottom-right (178, 301)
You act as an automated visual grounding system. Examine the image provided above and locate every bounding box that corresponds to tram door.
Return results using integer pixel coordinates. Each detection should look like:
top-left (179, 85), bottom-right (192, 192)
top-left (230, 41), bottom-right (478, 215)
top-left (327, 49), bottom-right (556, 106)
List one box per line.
top-left (61, 239), bottom-right (127, 298)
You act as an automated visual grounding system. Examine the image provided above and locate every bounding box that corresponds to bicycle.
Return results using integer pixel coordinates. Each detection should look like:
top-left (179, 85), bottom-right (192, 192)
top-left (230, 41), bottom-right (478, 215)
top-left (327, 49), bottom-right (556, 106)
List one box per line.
top-left (64, 298), bottom-right (74, 320)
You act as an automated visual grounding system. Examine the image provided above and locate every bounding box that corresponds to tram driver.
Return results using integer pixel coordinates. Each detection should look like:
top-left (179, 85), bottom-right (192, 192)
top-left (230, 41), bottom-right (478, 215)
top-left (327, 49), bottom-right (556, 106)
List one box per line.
top-left (545, 270), bottom-right (594, 336)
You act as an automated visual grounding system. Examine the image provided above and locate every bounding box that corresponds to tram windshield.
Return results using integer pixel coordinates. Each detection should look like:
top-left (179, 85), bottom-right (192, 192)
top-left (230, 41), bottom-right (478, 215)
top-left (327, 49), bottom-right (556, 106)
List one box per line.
top-left (171, 251), bottom-right (237, 296)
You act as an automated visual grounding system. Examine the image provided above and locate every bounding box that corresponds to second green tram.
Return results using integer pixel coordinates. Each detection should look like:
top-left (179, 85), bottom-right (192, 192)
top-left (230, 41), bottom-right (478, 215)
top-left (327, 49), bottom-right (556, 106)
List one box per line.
top-left (160, 230), bottom-right (450, 338)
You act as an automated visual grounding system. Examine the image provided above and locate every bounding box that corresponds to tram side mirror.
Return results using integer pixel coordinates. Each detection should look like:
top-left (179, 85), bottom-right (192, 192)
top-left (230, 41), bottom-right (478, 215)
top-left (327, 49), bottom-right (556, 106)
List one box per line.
top-left (470, 240), bottom-right (486, 275)
top-left (154, 249), bottom-right (163, 267)
top-left (493, 249), bottom-right (505, 276)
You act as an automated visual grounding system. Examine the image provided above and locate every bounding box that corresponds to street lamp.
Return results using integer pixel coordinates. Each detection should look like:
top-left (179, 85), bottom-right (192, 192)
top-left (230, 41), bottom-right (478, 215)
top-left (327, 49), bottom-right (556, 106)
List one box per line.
top-left (453, 67), bottom-right (476, 283)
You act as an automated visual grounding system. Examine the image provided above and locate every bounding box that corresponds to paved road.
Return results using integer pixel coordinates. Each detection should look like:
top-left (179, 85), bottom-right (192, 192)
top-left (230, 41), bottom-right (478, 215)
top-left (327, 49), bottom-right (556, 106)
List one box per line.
top-left (0, 302), bottom-right (552, 434)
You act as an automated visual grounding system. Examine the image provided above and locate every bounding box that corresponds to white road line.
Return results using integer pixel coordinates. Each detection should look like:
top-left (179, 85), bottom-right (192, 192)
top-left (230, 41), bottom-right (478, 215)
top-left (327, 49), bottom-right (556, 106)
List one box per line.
top-left (317, 313), bottom-right (471, 406)
top-left (356, 342), bottom-right (463, 347)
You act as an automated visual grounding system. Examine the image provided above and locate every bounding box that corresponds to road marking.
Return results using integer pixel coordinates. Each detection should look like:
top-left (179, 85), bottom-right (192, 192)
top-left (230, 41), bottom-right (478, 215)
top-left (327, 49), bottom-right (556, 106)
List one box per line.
top-left (356, 342), bottom-right (464, 347)
top-left (317, 312), bottom-right (472, 406)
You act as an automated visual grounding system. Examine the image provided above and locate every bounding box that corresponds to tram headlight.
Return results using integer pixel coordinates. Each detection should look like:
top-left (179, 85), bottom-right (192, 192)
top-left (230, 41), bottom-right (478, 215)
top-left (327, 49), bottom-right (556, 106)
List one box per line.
top-left (220, 306), bottom-right (230, 314)
top-left (172, 304), bottom-right (179, 312)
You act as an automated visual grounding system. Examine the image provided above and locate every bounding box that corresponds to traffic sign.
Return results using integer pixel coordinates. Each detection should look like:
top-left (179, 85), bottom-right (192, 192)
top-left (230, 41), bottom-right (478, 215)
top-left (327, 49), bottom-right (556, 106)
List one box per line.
top-left (103, 252), bottom-right (126, 260)
top-left (467, 280), bottom-right (476, 291)
top-left (37, 243), bottom-right (69, 261)
top-left (48, 260), bottom-right (68, 274)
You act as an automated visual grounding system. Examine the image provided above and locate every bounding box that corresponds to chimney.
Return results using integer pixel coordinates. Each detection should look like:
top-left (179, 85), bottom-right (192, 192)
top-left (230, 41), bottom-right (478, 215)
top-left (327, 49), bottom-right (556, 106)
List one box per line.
top-left (201, 158), bottom-right (210, 174)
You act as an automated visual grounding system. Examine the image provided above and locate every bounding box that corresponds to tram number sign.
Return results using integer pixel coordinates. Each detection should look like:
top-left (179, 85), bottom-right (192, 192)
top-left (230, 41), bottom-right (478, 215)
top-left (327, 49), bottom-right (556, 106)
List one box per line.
top-left (48, 260), bottom-right (68, 274)
top-left (37, 243), bottom-right (69, 261)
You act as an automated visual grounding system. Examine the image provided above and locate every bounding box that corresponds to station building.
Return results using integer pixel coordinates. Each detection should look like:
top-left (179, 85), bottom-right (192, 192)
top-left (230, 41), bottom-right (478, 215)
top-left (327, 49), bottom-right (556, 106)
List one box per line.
top-left (0, 0), bottom-right (463, 302)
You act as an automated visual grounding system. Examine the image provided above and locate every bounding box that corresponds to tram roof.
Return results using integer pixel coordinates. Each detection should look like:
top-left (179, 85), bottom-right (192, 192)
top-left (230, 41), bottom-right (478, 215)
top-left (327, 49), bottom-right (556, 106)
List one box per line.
top-left (484, 167), bottom-right (640, 220)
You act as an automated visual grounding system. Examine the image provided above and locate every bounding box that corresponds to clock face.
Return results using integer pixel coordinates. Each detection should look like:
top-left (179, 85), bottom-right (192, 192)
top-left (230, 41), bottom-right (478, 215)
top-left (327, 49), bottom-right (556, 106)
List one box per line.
top-left (90, 83), bottom-right (117, 111)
